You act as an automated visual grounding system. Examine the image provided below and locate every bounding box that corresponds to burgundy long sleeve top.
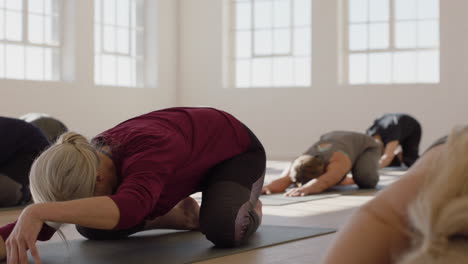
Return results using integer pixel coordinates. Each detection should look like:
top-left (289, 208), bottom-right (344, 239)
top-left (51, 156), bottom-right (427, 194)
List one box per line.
top-left (0, 107), bottom-right (250, 241)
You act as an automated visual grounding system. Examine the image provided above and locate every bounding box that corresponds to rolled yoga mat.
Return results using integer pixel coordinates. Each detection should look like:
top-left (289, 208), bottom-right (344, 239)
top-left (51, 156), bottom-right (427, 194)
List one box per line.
top-left (23, 225), bottom-right (335, 264)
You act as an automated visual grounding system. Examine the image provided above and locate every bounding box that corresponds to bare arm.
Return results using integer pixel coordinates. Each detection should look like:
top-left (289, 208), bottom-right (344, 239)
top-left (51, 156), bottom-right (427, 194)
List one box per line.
top-left (261, 164), bottom-right (293, 194)
top-left (321, 144), bottom-right (445, 264)
top-left (285, 152), bottom-right (351, 196)
top-left (379, 140), bottom-right (400, 168)
top-left (5, 196), bottom-right (119, 264)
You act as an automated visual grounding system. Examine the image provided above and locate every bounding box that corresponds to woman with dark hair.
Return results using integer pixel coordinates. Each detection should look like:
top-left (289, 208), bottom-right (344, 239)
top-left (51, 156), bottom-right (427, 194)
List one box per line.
top-left (0, 107), bottom-right (265, 263)
top-left (0, 117), bottom-right (50, 207)
top-left (262, 131), bottom-right (381, 196)
top-left (366, 113), bottom-right (422, 168)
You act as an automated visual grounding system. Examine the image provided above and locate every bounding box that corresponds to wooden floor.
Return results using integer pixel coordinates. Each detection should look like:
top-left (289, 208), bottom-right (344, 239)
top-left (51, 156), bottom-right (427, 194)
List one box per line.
top-left (0, 161), bottom-right (404, 264)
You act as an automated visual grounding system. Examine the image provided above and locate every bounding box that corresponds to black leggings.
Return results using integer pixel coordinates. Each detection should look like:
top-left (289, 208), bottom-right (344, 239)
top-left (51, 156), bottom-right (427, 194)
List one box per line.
top-left (77, 125), bottom-right (266, 247)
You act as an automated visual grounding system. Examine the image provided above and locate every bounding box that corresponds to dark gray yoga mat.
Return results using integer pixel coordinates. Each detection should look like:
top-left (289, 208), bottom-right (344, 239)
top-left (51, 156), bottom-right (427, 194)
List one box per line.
top-left (23, 225), bottom-right (335, 264)
top-left (260, 193), bottom-right (341, 206)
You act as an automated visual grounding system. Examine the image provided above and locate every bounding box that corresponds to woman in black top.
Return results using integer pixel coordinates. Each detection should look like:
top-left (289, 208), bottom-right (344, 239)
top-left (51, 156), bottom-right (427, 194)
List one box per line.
top-left (0, 117), bottom-right (50, 206)
top-left (366, 113), bottom-right (422, 168)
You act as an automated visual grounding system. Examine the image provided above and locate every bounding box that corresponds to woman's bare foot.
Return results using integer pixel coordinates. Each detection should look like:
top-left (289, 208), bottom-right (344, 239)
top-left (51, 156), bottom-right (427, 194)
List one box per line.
top-left (144, 197), bottom-right (200, 231)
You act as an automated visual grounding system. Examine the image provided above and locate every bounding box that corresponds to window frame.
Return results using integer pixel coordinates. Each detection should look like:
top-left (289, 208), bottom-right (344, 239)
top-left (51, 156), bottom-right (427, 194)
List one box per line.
top-left (229, 0), bottom-right (313, 89)
top-left (0, 0), bottom-right (63, 81)
top-left (342, 0), bottom-right (440, 85)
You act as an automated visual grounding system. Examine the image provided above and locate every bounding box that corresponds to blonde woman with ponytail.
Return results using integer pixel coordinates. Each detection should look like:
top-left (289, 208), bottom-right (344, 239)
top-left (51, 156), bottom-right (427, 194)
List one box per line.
top-left (0, 107), bottom-right (266, 264)
top-left (322, 126), bottom-right (468, 264)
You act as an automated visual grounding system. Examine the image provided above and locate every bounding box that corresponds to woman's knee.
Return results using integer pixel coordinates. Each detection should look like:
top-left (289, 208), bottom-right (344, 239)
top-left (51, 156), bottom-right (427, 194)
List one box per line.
top-left (353, 171), bottom-right (379, 189)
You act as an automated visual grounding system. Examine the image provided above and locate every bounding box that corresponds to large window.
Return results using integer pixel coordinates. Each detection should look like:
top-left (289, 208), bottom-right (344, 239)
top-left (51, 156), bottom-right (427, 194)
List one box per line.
top-left (232, 0), bottom-right (312, 88)
top-left (94, 0), bottom-right (144, 87)
top-left (0, 0), bottom-right (61, 81)
top-left (346, 0), bottom-right (439, 84)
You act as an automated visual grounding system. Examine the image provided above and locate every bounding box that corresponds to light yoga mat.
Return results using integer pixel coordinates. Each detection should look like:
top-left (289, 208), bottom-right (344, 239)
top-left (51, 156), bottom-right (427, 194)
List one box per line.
top-left (23, 226), bottom-right (335, 264)
top-left (260, 193), bottom-right (341, 206)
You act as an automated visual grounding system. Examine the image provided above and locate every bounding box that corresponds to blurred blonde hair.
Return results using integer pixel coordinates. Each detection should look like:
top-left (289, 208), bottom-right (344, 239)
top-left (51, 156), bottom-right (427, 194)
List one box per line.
top-left (29, 132), bottom-right (99, 230)
top-left (397, 126), bottom-right (468, 264)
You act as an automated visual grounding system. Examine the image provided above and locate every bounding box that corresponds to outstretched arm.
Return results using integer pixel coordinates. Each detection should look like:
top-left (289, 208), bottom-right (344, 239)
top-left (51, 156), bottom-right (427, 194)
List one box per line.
top-left (5, 196), bottom-right (119, 264)
top-left (261, 164), bottom-right (293, 194)
top-left (379, 140), bottom-right (399, 168)
top-left (321, 144), bottom-right (445, 264)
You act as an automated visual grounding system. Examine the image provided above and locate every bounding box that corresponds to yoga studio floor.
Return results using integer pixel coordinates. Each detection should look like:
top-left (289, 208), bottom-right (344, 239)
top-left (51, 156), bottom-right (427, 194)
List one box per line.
top-left (0, 161), bottom-right (404, 264)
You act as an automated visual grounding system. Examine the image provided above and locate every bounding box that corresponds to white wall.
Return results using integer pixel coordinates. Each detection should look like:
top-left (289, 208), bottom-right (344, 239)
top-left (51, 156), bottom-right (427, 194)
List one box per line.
top-left (179, 0), bottom-right (468, 159)
top-left (0, 0), bottom-right (179, 138)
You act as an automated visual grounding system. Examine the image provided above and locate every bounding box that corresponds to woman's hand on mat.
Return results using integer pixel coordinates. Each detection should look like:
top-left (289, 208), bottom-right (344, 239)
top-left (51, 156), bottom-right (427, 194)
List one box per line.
top-left (285, 186), bottom-right (315, 196)
top-left (6, 205), bottom-right (43, 264)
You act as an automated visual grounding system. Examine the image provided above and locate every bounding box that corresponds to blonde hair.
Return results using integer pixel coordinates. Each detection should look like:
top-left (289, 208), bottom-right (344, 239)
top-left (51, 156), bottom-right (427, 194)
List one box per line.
top-left (29, 132), bottom-right (100, 229)
top-left (397, 126), bottom-right (468, 264)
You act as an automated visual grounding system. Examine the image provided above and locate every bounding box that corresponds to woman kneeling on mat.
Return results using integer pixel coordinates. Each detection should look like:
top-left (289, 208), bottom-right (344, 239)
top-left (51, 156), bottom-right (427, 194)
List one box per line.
top-left (262, 131), bottom-right (381, 196)
top-left (0, 107), bottom-right (265, 263)
top-left (322, 128), bottom-right (468, 264)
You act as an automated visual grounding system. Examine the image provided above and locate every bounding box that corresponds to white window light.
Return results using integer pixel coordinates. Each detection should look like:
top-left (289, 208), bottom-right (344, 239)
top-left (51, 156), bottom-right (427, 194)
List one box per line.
top-left (346, 0), bottom-right (439, 85)
top-left (94, 0), bottom-right (145, 88)
top-left (232, 0), bottom-right (312, 88)
top-left (0, 0), bottom-right (61, 81)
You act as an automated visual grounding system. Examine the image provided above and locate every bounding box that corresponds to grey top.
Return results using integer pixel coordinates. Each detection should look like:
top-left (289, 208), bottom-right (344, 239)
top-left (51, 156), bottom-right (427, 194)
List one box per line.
top-left (304, 131), bottom-right (380, 166)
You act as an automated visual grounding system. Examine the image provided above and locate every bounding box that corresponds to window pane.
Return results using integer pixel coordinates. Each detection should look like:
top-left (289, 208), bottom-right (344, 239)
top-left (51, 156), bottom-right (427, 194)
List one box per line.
top-left (273, 29), bottom-right (290, 54)
top-left (103, 26), bottom-right (116, 52)
top-left (369, 0), bottom-right (389, 22)
top-left (393, 51), bottom-right (416, 83)
top-left (254, 1), bottom-right (272, 29)
top-left (44, 0), bottom-right (58, 15)
top-left (274, 0), bottom-right (290, 28)
top-left (29, 14), bottom-right (45, 44)
top-left (6, 44), bottom-right (24, 79)
top-left (395, 21), bottom-right (417, 48)
top-left (236, 31), bottom-right (251, 58)
top-left (417, 50), bottom-right (439, 82)
top-left (6, 0), bottom-right (22, 10)
top-left (44, 16), bottom-right (59, 45)
top-left (294, 58), bottom-right (310, 86)
top-left (369, 52), bottom-right (391, 83)
top-left (349, 53), bottom-right (367, 84)
top-left (117, 0), bottom-right (130, 27)
top-left (349, 0), bottom-right (367, 23)
top-left (418, 0), bottom-right (438, 19)
top-left (395, 0), bottom-right (417, 20)
top-left (252, 58), bottom-right (272, 87)
top-left (273, 57), bottom-right (293, 86)
top-left (236, 59), bottom-right (251, 88)
top-left (235, 2), bottom-right (251, 30)
top-left (369, 23), bottom-right (388, 49)
top-left (294, 0), bottom-right (311, 26)
top-left (103, 0), bottom-right (116, 25)
top-left (135, 30), bottom-right (144, 56)
top-left (294, 27), bottom-right (311, 55)
top-left (6, 11), bottom-right (22, 40)
top-left (0, 11), bottom-right (4, 39)
top-left (117, 27), bottom-right (130, 54)
top-left (0, 0), bottom-right (4, 8)
top-left (117, 56), bottom-right (131, 86)
top-left (349, 24), bottom-right (367, 51)
top-left (254, 30), bottom-right (272, 55)
top-left (101, 55), bottom-right (117, 85)
top-left (29, 0), bottom-right (44, 13)
top-left (26, 47), bottom-right (44, 80)
top-left (417, 20), bottom-right (439, 47)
